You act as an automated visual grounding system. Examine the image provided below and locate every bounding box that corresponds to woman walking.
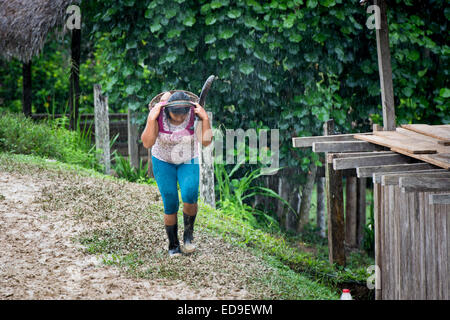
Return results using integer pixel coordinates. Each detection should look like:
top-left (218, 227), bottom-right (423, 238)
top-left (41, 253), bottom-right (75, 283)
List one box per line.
top-left (141, 91), bottom-right (212, 256)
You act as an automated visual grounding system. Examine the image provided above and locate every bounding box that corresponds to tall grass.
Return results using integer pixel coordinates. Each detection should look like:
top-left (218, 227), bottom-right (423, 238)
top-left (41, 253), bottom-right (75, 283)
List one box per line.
top-left (214, 157), bottom-right (296, 230)
top-left (112, 152), bottom-right (156, 185)
top-left (0, 110), bottom-right (100, 170)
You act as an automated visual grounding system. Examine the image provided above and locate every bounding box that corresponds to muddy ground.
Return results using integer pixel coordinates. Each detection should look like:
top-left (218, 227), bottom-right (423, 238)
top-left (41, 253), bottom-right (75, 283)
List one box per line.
top-left (0, 159), bottom-right (274, 300)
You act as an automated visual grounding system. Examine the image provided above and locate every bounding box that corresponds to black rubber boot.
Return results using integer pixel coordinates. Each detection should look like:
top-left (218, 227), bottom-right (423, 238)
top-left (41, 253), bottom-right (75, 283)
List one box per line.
top-left (183, 212), bottom-right (197, 253)
top-left (165, 224), bottom-right (181, 256)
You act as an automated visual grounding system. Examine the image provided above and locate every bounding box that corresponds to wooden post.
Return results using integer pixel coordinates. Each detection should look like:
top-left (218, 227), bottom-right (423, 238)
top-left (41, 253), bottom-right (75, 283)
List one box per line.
top-left (324, 119), bottom-right (346, 266)
top-left (374, 0), bottom-right (396, 131)
top-left (345, 176), bottom-right (358, 248)
top-left (93, 84), bottom-right (110, 175)
top-left (199, 111), bottom-right (215, 209)
top-left (22, 61), bottom-right (32, 117)
top-left (69, 28), bottom-right (81, 130)
top-left (127, 108), bottom-right (139, 169)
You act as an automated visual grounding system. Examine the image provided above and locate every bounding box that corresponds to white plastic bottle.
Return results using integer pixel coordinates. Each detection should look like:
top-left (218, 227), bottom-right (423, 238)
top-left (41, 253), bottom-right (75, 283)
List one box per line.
top-left (340, 289), bottom-right (352, 300)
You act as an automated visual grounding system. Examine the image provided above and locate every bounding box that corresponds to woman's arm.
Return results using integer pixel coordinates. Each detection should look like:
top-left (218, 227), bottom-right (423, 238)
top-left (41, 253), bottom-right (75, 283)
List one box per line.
top-left (141, 114), bottom-right (159, 149)
top-left (194, 104), bottom-right (213, 147)
top-left (141, 102), bottom-right (164, 149)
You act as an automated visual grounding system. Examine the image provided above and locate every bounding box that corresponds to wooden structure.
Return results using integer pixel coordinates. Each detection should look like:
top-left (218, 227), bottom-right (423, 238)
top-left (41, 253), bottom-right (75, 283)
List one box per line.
top-left (293, 124), bottom-right (450, 300)
top-left (31, 112), bottom-right (147, 162)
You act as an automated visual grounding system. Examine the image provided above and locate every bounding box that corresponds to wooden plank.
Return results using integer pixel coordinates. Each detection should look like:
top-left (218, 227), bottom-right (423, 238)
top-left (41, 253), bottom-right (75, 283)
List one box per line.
top-left (313, 141), bottom-right (383, 153)
top-left (333, 154), bottom-right (411, 170)
top-left (419, 191), bottom-right (427, 299)
top-left (435, 201), bottom-right (447, 299)
top-left (374, 181), bottom-right (383, 300)
top-left (393, 186), bottom-right (401, 299)
top-left (429, 193), bottom-right (450, 205)
top-left (404, 190), bottom-right (413, 299)
top-left (390, 148), bottom-right (450, 170)
top-left (373, 123), bottom-right (383, 300)
top-left (292, 132), bottom-right (371, 148)
top-left (447, 203), bottom-right (450, 299)
top-left (382, 185), bottom-right (389, 299)
top-left (357, 162), bottom-right (439, 178)
top-left (327, 151), bottom-right (396, 163)
top-left (374, 0), bottom-right (396, 130)
top-left (410, 191), bottom-right (420, 299)
top-left (400, 177), bottom-right (450, 192)
top-left (387, 185), bottom-right (394, 299)
top-left (373, 131), bottom-right (438, 154)
top-left (378, 170), bottom-right (449, 185)
top-left (401, 124), bottom-right (450, 141)
top-left (356, 133), bottom-right (437, 154)
top-left (327, 151), bottom-right (394, 163)
top-left (396, 128), bottom-right (450, 153)
top-left (427, 191), bottom-right (437, 299)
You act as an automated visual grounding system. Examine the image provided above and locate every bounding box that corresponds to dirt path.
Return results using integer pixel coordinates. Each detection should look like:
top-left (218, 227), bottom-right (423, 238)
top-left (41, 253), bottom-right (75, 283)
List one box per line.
top-left (0, 170), bottom-right (243, 299)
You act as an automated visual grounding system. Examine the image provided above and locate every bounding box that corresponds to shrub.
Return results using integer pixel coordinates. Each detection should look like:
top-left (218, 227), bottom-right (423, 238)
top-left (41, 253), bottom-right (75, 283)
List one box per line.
top-left (0, 111), bottom-right (99, 170)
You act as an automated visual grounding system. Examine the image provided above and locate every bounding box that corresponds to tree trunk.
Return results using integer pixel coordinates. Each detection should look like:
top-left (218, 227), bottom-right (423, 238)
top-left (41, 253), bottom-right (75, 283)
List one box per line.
top-left (276, 172), bottom-right (290, 228)
top-left (296, 162), bottom-right (317, 233)
top-left (316, 176), bottom-right (326, 238)
top-left (286, 173), bottom-right (300, 232)
top-left (70, 28), bottom-right (81, 130)
top-left (22, 61), bottom-right (32, 117)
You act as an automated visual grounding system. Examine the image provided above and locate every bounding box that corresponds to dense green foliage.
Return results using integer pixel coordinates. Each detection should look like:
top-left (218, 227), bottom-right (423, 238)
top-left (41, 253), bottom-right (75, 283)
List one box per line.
top-left (1, 0), bottom-right (448, 170)
top-left (80, 0), bottom-right (449, 171)
top-left (0, 36), bottom-right (105, 115)
top-left (0, 111), bottom-right (100, 169)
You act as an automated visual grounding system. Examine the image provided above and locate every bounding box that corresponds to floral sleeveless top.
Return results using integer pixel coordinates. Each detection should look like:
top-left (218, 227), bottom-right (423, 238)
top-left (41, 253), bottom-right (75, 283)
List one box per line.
top-left (151, 108), bottom-right (199, 164)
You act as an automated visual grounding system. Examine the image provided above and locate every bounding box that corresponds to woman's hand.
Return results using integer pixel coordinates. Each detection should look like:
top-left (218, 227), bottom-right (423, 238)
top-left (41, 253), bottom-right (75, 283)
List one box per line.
top-left (193, 103), bottom-right (209, 121)
top-left (148, 101), bottom-right (167, 121)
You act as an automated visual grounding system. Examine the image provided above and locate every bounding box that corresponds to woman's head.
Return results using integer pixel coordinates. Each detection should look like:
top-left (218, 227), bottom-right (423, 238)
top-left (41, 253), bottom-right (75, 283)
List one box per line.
top-left (165, 91), bottom-right (191, 122)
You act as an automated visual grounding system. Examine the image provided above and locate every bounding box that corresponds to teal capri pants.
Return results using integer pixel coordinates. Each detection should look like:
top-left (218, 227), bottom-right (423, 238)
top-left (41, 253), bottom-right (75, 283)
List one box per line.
top-left (151, 155), bottom-right (199, 214)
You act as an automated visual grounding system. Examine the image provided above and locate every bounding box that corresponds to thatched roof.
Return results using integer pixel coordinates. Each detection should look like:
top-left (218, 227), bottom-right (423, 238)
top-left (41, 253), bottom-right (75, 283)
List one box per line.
top-left (0, 0), bottom-right (80, 63)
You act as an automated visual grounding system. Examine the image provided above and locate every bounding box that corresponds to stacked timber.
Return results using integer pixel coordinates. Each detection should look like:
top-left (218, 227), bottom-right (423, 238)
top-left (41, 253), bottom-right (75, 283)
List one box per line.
top-left (292, 123), bottom-right (450, 300)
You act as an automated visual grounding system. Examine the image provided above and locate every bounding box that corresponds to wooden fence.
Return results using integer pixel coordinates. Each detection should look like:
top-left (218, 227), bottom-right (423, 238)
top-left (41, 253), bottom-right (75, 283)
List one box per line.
top-left (31, 112), bottom-right (148, 161)
top-left (376, 181), bottom-right (449, 300)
